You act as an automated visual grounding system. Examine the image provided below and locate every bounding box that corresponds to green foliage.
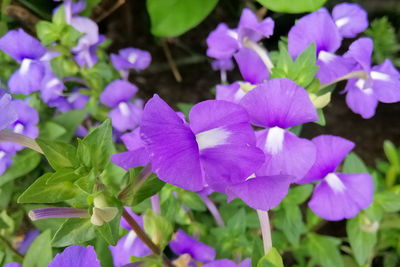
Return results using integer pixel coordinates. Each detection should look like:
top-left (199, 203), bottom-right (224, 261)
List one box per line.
top-left (365, 17), bottom-right (400, 67)
top-left (306, 233), bottom-right (343, 267)
top-left (342, 152), bottom-right (369, 174)
top-left (36, 139), bottom-right (78, 170)
top-left (257, 247), bottom-right (284, 267)
top-left (257, 0), bottom-right (327, 14)
top-left (271, 43), bottom-right (319, 88)
top-left (147, 0), bottom-right (218, 37)
top-left (23, 230), bottom-right (52, 267)
top-left (52, 218), bottom-right (96, 247)
top-left (144, 209), bottom-right (173, 250)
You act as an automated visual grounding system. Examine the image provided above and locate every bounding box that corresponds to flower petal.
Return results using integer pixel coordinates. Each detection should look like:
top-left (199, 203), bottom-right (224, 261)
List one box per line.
top-left (0, 29), bottom-right (46, 61)
top-left (140, 95), bottom-right (204, 191)
top-left (332, 3), bottom-right (368, 38)
top-left (371, 59), bottom-right (400, 103)
top-left (256, 130), bottom-right (316, 180)
top-left (234, 48), bottom-right (269, 84)
top-left (344, 37), bottom-right (373, 71)
top-left (111, 149), bottom-right (149, 170)
top-left (100, 80), bottom-right (138, 107)
top-left (317, 52), bottom-right (357, 84)
top-left (227, 175), bottom-right (293, 211)
top-left (169, 229), bottom-right (216, 262)
top-left (206, 23), bottom-right (239, 59)
top-left (308, 173), bottom-right (373, 221)
top-left (216, 82), bottom-right (245, 104)
top-left (288, 8), bottom-right (342, 58)
top-left (109, 232), bottom-right (151, 266)
top-left (299, 135), bottom-right (355, 184)
top-left (48, 245), bottom-right (100, 267)
top-left (0, 92), bottom-right (17, 130)
top-left (345, 78), bottom-right (378, 119)
top-left (240, 78), bottom-right (318, 128)
top-left (8, 61), bottom-right (45, 94)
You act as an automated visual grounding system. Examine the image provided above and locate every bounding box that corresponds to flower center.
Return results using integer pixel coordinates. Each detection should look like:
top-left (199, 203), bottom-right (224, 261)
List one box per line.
top-left (335, 17), bottom-right (350, 28)
top-left (265, 127), bottom-right (285, 155)
top-left (195, 127), bottom-right (230, 150)
top-left (118, 102), bottom-right (131, 117)
top-left (324, 173), bottom-right (346, 193)
top-left (20, 59), bottom-right (32, 75)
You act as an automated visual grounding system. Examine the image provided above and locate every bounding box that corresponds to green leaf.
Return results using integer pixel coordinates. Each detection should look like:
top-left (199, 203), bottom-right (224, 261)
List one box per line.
top-left (283, 184), bottom-right (313, 204)
top-left (52, 218), bottom-right (96, 247)
top-left (36, 21), bottom-right (61, 45)
top-left (257, 0), bottom-right (327, 13)
top-left (177, 103), bottom-right (193, 117)
top-left (315, 108), bottom-right (326, 126)
top-left (271, 43), bottom-right (318, 88)
top-left (342, 152), bottom-right (369, 173)
top-left (23, 230), bottom-right (52, 267)
top-left (130, 174), bottom-right (165, 206)
top-left (179, 191), bottom-right (206, 211)
top-left (375, 191), bottom-right (400, 212)
top-left (257, 247), bottom-right (284, 267)
top-left (36, 138), bottom-right (78, 170)
top-left (51, 109), bottom-right (87, 141)
top-left (18, 173), bottom-right (80, 203)
top-left (147, 0), bottom-right (218, 37)
top-left (60, 25), bottom-right (83, 47)
top-left (227, 209), bottom-right (247, 235)
top-left (383, 140), bottom-right (400, 169)
top-left (0, 149), bottom-right (41, 186)
top-left (95, 212), bottom-right (120, 246)
top-left (80, 119), bottom-right (114, 174)
top-left (346, 214), bottom-right (378, 266)
top-left (40, 121), bottom-right (67, 140)
top-left (51, 56), bottom-right (79, 77)
top-left (46, 168), bottom-right (80, 184)
top-left (144, 209), bottom-right (173, 250)
top-left (306, 233), bottom-right (343, 267)
top-left (274, 203), bottom-right (306, 246)
top-left (365, 17), bottom-right (400, 67)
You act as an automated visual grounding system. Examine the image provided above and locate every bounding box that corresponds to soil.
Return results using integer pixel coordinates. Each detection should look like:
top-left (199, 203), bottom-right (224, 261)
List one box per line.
top-left (100, 0), bottom-right (400, 166)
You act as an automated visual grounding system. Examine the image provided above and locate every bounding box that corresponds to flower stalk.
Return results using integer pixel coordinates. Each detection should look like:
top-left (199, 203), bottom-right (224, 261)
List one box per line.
top-left (0, 129), bottom-right (43, 154)
top-left (200, 194), bottom-right (225, 227)
top-left (257, 210), bottom-right (272, 254)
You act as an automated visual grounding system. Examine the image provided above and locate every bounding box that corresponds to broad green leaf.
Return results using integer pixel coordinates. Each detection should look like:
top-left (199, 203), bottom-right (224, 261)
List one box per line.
top-left (18, 173), bottom-right (80, 203)
top-left (23, 230), bottom-right (52, 267)
top-left (306, 233), bottom-right (343, 267)
top-left (283, 184), bottom-right (313, 204)
top-left (179, 191), bottom-right (206, 211)
top-left (257, 0), bottom-right (327, 14)
top-left (52, 218), bottom-right (95, 247)
top-left (144, 210), bottom-right (173, 250)
top-left (227, 209), bottom-right (247, 235)
top-left (46, 168), bottom-right (80, 184)
top-left (40, 121), bottom-right (67, 140)
top-left (0, 149), bottom-right (41, 186)
top-left (257, 247), bottom-right (284, 267)
top-left (36, 139), bottom-right (78, 170)
top-left (346, 214), bottom-right (378, 266)
top-left (147, 0), bottom-right (218, 37)
top-left (342, 152), bottom-right (369, 174)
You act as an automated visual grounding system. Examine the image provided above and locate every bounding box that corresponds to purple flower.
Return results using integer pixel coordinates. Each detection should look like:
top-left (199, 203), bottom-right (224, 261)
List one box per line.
top-left (111, 48), bottom-right (151, 71)
top-left (48, 90), bottom-right (89, 112)
top-left (17, 229), bottom-right (40, 254)
top-left (111, 128), bottom-right (150, 170)
top-left (0, 29), bottom-right (47, 94)
top-left (100, 80), bottom-right (142, 132)
top-left (343, 38), bottom-right (400, 118)
top-left (332, 3), bottom-right (368, 38)
top-left (48, 245), bottom-right (101, 267)
top-left (203, 258), bottom-right (251, 267)
top-left (207, 9), bottom-right (274, 60)
top-left (216, 82), bottom-right (246, 104)
top-left (140, 94), bottom-right (264, 192)
top-left (211, 58), bottom-right (234, 72)
top-left (0, 147), bottom-right (15, 175)
top-left (0, 91), bottom-right (17, 130)
top-left (234, 48), bottom-right (269, 84)
top-left (0, 100), bottom-right (39, 151)
top-left (298, 135), bottom-right (374, 221)
top-left (169, 229), bottom-right (216, 263)
top-left (240, 78), bottom-right (318, 179)
top-left (109, 208), bottom-right (151, 266)
top-left (40, 72), bottom-right (65, 103)
top-left (3, 263), bottom-right (22, 267)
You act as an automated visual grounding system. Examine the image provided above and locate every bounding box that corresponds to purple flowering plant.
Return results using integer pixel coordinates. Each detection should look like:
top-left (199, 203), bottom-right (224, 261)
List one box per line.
top-left (0, 0), bottom-right (399, 267)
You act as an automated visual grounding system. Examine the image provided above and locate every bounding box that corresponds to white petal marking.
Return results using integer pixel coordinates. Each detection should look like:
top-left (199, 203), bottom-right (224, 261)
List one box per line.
top-left (196, 127), bottom-right (230, 150)
top-left (119, 102), bottom-right (131, 117)
top-left (318, 51), bottom-right (336, 63)
top-left (20, 59), bottom-right (32, 75)
top-left (370, 71), bottom-right (391, 81)
top-left (335, 17), bottom-right (350, 28)
top-left (325, 173), bottom-right (346, 193)
top-left (265, 127), bottom-right (285, 155)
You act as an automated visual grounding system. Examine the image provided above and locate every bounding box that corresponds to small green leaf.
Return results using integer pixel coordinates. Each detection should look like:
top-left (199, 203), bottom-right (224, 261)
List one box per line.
top-left (315, 109), bottom-right (326, 126)
top-left (306, 233), bottom-right (343, 267)
top-left (147, 0), bottom-right (218, 37)
top-left (257, 0), bottom-right (327, 13)
top-left (95, 211), bottom-right (121, 246)
top-left (257, 247), bottom-right (284, 267)
top-left (227, 209), bottom-right (247, 234)
top-left (51, 56), bottom-right (79, 77)
top-left (18, 173), bottom-right (80, 203)
top-left (274, 203), bottom-right (306, 246)
top-left (375, 191), bottom-right (400, 212)
top-left (383, 140), bottom-right (399, 169)
top-left (51, 109), bottom-right (87, 141)
top-left (52, 218), bottom-right (96, 247)
top-left (40, 121), bottom-right (67, 140)
top-left (23, 230), bottom-right (52, 267)
top-left (130, 174), bottom-right (166, 206)
top-left (60, 25), bottom-right (83, 47)
top-left (144, 209), bottom-right (173, 250)
top-left (36, 21), bottom-right (61, 45)
top-left (342, 152), bottom-right (369, 174)
top-left (36, 138), bottom-right (78, 170)
top-left (283, 184), bottom-right (313, 204)
top-left (347, 214), bottom-right (378, 266)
